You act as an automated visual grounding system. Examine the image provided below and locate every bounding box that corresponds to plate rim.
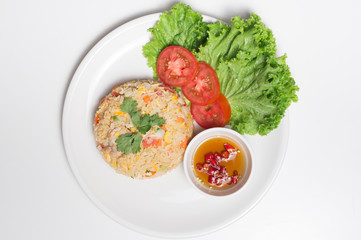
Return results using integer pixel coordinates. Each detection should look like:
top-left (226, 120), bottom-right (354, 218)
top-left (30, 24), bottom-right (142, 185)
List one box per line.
top-left (61, 12), bottom-right (290, 238)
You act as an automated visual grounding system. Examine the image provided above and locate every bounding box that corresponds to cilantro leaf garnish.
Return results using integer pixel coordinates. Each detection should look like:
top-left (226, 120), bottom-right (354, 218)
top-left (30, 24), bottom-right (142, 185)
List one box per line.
top-left (120, 97), bottom-right (138, 114)
top-left (117, 98), bottom-right (166, 154)
top-left (121, 98), bottom-right (141, 126)
top-left (138, 114), bottom-right (151, 134)
top-left (120, 98), bottom-right (165, 132)
top-left (115, 133), bottom-right (142, 155)
top-left (137, 113), bottom-right (166, 134)
top-left (130, 110), bottom-right (141, 126)
top-left (150, 114), bottom-right (165, 128)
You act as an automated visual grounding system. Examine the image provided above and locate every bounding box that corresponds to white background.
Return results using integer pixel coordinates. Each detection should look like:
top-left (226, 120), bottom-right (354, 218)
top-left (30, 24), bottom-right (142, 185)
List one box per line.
top-left (1, 0), bottom-right (361, 239)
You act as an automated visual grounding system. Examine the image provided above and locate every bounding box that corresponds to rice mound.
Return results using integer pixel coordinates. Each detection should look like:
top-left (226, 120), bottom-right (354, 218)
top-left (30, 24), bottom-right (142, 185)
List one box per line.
top-left (93, 80), bottom-right (193, 179)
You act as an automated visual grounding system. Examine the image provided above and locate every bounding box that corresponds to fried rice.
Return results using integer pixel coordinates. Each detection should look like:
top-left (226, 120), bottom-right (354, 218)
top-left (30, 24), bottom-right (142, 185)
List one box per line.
top-left (93, 80), bottom-right (193, 179)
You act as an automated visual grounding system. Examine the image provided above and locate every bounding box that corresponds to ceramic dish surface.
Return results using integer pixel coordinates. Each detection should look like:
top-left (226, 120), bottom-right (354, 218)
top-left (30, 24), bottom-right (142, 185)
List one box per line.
top-left (62, 13), bottom-right (289, 238)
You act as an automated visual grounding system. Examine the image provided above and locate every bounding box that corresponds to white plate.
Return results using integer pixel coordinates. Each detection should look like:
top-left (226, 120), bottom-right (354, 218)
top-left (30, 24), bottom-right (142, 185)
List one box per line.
top-left (62, 13), bottom-right (289, 238)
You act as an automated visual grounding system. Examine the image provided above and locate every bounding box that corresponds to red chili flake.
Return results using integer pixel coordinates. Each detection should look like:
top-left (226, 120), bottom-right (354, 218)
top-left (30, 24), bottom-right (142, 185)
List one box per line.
top-left (224, 143), bottom-right (236, 153)
top-left (214, 152), bottom-right (222, 161)
top-left (205, 153), bottom-right (214, 162)
top-left (221, 150), bottom-right (229, 159)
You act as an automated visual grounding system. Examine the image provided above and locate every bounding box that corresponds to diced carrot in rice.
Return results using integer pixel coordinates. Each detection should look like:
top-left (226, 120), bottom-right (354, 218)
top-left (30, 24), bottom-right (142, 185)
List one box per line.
top-left (180, 137), bottom-right (189, 149)
top-left (176, 117), bottom-right (185, 123)
top-left (143, 95), bottom-right (151, 103)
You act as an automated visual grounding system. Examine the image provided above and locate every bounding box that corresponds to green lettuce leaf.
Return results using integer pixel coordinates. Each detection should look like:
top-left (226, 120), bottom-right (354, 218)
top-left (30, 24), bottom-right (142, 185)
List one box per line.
top-left (196, 14), bottom-right (298, 135)
top-left (143, 3), bottom-right (208, 78)
top-left (218, 53), bottom-right (298, 135)
top-left (143, 4), bottom-right (299, 136)
top-left (196, 14), bottom-right (276, 69)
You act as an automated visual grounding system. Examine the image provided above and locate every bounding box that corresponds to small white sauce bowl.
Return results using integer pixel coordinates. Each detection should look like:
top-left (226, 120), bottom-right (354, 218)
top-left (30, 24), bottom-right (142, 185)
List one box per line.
top-left (183, 127), bottom-right (253, 197)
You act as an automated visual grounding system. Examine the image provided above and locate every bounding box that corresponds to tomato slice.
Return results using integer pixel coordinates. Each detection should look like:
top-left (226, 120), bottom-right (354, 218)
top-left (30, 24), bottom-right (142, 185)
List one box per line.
top-left (156, 46), bottom-right (198, 87)
top-left (218, 94), bottom-right (231, 124)
top-left (181, 62), bottom-right (220, 106)
top-left (191, 94), bottom-right (231, 129)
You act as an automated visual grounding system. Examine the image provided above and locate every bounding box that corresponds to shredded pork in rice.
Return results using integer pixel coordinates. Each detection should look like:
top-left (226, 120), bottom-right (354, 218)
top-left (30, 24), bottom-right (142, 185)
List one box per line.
top-left (93, 80), bottom-right (193, 179)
